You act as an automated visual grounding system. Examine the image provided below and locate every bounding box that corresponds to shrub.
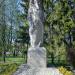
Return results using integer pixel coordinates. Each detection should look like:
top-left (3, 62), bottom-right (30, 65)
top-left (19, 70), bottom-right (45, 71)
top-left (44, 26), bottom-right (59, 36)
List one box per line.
top-left (0, 63), bottom-right (19, 75)
top-left (58, 66), bottom-right (73, 75)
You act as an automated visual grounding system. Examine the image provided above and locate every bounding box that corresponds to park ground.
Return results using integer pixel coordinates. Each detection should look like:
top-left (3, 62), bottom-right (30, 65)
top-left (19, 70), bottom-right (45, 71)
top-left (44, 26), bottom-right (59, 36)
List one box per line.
top-left (0, 56), bottom-right (74, 75)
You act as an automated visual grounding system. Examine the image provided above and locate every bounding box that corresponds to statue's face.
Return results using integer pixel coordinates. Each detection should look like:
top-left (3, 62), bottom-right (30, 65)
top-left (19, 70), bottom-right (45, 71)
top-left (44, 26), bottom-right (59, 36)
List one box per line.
top-left (30, 0), bottom-right (43, 6)
top-left (30, 0), bottom-right (34, 4)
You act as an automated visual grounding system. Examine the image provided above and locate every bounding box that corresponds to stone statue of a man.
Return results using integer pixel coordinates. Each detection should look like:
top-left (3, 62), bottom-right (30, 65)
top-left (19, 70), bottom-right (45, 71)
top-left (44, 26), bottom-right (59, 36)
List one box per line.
top-left (28, 0), bottom-right (44, 47)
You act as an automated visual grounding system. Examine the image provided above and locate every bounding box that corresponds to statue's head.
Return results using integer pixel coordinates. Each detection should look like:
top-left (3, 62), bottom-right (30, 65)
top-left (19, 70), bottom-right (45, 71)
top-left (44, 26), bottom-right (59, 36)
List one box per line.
top-left (29, 0), bottom-right (43, 9)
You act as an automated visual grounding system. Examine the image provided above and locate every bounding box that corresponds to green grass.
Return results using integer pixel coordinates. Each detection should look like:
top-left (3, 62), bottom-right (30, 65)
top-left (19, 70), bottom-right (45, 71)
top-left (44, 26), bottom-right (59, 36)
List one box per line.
top-left (0, 57), bottom-right (25, 64)
top-left (6, 57), bottom-right (25, 64)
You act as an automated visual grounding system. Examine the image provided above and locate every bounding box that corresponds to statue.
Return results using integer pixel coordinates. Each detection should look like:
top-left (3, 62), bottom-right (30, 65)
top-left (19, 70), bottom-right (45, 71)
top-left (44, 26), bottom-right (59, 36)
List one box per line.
top-left (27, 0), bottom-right (46, 68)
top-left (28, 0), bottom-right (44, 47)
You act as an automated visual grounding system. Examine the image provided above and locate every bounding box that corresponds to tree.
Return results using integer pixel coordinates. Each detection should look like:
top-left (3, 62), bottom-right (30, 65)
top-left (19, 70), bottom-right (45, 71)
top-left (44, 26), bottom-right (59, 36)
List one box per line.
top-left (4, 0), bottom-right (21, 57)
top-left (16, 0), bottom-right (29, 61)
top-left (0, 0), bottom-right (21, 62)
top-left (44, 0), bottom-right (75, 65)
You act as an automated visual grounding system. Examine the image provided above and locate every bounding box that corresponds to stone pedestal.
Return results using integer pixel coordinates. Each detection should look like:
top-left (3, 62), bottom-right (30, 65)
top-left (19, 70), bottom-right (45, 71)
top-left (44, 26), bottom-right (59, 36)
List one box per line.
top-left (27, 47), bottom-right (46, 68)
top-left (13, 66), bottom-right (62, 75)
top-left (13, 47), bottom-right (62, 75)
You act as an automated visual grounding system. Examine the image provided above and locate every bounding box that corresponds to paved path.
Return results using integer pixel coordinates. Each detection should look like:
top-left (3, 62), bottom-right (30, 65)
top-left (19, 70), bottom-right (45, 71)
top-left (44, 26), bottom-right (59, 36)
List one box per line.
top-left (13, 64), bottom-right (63, 75)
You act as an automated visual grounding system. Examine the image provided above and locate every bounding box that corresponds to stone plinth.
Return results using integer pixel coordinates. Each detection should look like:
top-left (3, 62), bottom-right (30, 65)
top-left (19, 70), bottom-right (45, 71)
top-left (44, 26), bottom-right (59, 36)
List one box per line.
top-left (27, 47), bottom-right (46, 68)
top-left (13, 65), bottom-right (63, 75)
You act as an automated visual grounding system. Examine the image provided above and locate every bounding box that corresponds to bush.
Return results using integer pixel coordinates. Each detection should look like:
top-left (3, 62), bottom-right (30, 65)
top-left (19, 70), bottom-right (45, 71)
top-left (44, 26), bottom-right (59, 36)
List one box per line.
top-left (0, 63), bottom-right (19, 75)
top-left (58, 66), bottom-right (73, 75)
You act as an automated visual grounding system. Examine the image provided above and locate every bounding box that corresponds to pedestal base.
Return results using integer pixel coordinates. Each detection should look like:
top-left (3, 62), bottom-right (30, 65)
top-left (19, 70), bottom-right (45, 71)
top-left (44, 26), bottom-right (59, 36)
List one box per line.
top-left (13, 64), bottom-right (62, 75)
top-left (27, 47), bottom-right (46, 68)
